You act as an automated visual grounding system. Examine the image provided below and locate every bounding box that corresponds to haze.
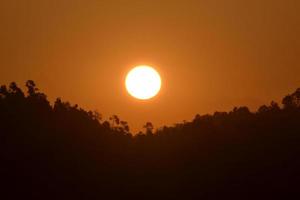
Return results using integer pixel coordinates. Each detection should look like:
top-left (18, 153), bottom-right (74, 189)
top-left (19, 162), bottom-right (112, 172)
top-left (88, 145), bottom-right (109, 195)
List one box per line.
top-left (0, 0), bottom-right (299, 132)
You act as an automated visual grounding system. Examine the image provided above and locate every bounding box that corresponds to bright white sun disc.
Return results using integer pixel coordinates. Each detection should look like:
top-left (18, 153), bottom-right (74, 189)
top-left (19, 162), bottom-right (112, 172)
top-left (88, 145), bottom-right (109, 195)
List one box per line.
top-left (125, 66), bottom-right (161, 100)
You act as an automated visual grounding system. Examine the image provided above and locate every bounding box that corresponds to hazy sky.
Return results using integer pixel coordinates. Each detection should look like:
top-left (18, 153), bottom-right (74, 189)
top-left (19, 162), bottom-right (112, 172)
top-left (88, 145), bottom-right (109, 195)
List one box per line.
top-left (1, 0), bottom-right (299, 132)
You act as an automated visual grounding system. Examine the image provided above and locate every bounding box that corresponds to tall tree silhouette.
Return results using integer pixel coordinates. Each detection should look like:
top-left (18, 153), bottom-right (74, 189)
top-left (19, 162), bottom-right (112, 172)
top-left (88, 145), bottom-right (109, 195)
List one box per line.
top-left (143, 121), bottom-right (154, 135)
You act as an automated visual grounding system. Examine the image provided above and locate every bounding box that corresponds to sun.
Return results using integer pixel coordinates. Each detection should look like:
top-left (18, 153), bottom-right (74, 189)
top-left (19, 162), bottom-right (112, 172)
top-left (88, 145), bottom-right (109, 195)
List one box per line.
top-left (125, 65), bottom-right (161, 100)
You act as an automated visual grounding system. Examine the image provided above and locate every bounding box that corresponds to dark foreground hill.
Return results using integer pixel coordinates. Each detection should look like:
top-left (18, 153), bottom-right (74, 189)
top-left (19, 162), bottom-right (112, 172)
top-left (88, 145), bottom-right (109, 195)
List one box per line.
top-left (1, 81), bottom-right (299, 199)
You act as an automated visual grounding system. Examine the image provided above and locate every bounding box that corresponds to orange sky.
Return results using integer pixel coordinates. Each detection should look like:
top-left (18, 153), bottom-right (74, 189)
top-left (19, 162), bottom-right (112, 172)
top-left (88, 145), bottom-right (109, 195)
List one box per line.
top-left (0, 0), bottom-right (299, 133)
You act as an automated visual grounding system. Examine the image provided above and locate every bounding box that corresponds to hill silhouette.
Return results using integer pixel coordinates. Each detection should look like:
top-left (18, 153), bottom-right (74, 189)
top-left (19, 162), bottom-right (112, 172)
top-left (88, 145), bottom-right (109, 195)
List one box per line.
top-left (1, 81), bottom-right (299, 199)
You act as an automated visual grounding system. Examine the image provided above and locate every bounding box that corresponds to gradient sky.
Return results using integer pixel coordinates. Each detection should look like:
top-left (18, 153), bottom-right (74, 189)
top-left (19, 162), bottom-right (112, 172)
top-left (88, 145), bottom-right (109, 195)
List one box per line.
top-left (1, 0), bottom-right (299, 133)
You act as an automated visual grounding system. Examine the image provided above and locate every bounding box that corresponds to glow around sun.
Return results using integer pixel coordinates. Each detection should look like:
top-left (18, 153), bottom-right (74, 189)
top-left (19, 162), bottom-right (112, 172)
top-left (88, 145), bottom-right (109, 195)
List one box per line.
top-left (125, 65), bottom-right (161, 100)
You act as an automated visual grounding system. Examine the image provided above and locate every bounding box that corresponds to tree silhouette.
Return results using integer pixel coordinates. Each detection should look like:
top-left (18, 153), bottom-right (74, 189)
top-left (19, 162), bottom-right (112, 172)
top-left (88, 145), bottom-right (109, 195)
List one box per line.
top-left (143, 121), bottom-right (154, 135)
top-left (282, 88), bottom-right (300, 108)
top-left (109, 114), bottom-right (120, 127)
top-left (0, 80), bottom-right (299, 199)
